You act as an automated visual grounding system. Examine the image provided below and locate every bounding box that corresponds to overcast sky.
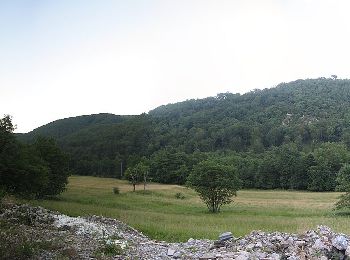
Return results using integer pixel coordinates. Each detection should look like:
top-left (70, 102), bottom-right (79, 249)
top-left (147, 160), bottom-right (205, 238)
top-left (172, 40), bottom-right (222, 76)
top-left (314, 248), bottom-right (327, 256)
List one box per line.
top-left (2, 0), bottom-right (350, 133)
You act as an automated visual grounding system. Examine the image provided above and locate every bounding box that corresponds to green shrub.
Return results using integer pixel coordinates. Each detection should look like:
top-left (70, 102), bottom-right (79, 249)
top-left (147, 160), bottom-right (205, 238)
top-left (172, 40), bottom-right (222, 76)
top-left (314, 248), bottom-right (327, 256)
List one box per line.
top-left (103, 243), bottom-right (122, 255)
top-left (112, 187), bottom-right (120, 194)
top-left (95, 240), bottom-right (124, 257)
top-left (175, 192), bottom-right (185, 200)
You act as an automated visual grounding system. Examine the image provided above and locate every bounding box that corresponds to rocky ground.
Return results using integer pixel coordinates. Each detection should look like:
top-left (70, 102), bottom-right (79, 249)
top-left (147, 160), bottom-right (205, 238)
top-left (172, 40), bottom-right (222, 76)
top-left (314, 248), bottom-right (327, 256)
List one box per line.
top-left (0, 203), bottom-right (350, 259)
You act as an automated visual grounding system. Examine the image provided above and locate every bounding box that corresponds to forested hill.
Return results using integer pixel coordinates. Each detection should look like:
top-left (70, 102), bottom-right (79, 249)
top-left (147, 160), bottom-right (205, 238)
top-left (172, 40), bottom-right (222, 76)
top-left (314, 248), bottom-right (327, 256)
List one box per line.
top-left (148, 78), bottom-right (350, 151)
top-left (17, 78), bottom-right (350, 191)
top-left (18, 113), bottom-right (128, 141)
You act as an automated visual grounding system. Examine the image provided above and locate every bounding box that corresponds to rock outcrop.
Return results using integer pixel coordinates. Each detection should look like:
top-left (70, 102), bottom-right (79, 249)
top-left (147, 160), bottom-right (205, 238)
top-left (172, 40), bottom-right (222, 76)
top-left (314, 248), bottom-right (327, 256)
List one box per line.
top-left (1, 203), bottom-right (349, 259)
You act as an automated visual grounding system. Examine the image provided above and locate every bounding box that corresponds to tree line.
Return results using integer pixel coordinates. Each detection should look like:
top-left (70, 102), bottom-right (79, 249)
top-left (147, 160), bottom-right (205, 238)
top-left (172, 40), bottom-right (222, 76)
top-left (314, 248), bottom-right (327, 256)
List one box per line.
top-left (1, 115), bottom-right (69, 199)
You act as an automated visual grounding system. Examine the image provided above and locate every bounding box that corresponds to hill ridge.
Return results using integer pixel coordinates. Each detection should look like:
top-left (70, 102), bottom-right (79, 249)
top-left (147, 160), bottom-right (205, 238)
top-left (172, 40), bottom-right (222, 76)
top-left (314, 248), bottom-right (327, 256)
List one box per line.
top-left (17, 78), bottom-right (350, 191)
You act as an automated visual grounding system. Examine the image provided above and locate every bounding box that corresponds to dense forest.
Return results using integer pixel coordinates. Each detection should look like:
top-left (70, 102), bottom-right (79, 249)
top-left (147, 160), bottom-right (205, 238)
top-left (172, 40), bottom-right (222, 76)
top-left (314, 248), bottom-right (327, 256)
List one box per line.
top-left (1, 115), bottom-right (69, 198)
top-left (17, 78), bottom-right (350, 191)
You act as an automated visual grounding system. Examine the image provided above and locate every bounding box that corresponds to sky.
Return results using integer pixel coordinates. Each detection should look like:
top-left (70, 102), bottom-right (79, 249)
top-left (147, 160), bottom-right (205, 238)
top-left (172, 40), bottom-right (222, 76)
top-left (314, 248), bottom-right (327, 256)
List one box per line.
top-left (2, 0), bottom-right (350, 133)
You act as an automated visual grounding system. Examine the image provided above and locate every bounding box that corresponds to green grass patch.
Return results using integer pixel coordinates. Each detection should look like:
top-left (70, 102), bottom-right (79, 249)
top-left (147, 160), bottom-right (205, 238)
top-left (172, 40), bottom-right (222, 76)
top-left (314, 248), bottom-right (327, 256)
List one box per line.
top-left (27, 176), bottom-right (350, 242)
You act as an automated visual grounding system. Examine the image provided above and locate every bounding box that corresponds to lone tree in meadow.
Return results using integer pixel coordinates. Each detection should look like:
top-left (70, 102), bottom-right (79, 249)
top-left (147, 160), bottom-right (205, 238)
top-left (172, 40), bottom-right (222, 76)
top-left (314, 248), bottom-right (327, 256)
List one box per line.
top-left (187, 160), bottom-right (240, 213)
top-left (335, 164), bottom-right (350, 210)
top-left (125, 162), bottom-right (149, 192)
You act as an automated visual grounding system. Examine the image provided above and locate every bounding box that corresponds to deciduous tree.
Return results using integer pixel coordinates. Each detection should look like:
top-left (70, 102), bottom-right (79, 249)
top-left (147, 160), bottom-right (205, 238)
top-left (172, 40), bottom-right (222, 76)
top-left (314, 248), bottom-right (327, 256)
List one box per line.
top-left (187, 160), bottom-right (240, 213)
top-left (335, 164), bottom-right (350, 210)
top-left (125, 162), bottom-right (149, 191)
top-left (0, 115), bottom-right (69, 199)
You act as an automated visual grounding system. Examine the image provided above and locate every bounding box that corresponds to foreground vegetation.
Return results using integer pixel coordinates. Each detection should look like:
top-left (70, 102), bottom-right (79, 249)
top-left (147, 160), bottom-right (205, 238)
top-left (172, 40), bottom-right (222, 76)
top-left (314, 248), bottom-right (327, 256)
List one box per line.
top-left (1, 115), bottom-right (69, 199)
top-left (28, 176), bottom-right (350, 242)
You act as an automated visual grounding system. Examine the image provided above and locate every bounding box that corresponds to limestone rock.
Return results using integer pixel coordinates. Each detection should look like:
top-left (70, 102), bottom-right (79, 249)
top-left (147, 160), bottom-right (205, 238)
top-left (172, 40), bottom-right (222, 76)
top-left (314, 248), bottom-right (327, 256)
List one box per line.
top-left (219, 231), bottom-right (233, 241)
top-left (200, 253), bottom-right (216, 259)
top-left (173, 251), bottom-right (182, 258)
top-left (3, 203), bottom-right (350, 260)
top-left (346, 245), bottom-right (350, 257)
top-left (332, 235), bottom-right (348, 250)
top-left (167, 248), bottom-right (175, 256)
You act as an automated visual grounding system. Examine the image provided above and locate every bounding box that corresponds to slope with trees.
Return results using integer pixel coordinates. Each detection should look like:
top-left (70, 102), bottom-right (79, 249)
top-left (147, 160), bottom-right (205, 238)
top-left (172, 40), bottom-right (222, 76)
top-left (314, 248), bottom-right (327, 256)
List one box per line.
top-left (16, 78), bottom-right (350, 192)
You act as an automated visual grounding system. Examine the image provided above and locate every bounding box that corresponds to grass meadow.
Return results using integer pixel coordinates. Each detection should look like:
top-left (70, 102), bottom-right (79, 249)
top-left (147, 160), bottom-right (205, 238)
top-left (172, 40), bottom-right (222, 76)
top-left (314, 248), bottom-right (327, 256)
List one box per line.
top-left (28, 176), bottom-right (350, 242)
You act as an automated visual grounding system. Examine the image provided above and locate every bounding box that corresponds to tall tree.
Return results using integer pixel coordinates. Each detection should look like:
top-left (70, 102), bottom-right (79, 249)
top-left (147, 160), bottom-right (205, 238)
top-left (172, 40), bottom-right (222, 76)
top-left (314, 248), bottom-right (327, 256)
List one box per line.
top-left (124, 162), bottom-right (149, 191)
top-left (32, 136), bottom-right (70, 197)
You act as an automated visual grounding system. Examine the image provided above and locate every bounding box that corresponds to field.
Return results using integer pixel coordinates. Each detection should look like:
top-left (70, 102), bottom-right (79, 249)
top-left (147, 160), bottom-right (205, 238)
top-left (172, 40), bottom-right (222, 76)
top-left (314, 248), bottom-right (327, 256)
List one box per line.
top-left (28, 176), bottom-right (350, 242)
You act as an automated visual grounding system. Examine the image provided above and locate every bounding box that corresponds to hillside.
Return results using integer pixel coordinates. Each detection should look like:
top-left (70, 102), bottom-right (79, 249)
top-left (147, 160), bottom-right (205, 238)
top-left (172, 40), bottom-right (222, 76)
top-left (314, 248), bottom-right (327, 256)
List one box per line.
top-left (17, 78), bottom-right (350, 190)
top-left (17, 113), bottom-right (128, 141)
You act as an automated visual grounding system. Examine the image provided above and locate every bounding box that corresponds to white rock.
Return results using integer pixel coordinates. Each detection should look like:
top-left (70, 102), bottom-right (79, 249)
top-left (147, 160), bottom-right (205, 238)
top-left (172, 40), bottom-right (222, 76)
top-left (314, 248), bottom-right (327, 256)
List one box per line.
top-left (296, 240), bottom-right (306, 246)
top-left (235, 254), bottom-right (249, 260)
top-left (199, 253), bottom-right (216, 259)
top-left (332, 235), bottom-right (348, 250)
top-left (346, 245), bottom-right (350, 256)
top-left (223, 252), bottom-right (236, 258)
top-left (287, 237), bottom-right (294, 244)
top-left (270, 253), bottom-right (281, 260)
top-left (246, 243), bottom-right (254, 250)
top-left (255, 241), bottom-right (263, 247)
top-left (318, 225), bottom-right (331, 235)
top-left (313, 238), bottom-right (326, 250)
top-left (167, 248), bottom-right (175, 256)
top-left (255, 252), bottom-right (267, 258)
top-left (173, 251), bottom-right (182, 258)
top-left (187, 238), bottom-right (195, 243)
top-left (239, 239), bottom-right (248, 246)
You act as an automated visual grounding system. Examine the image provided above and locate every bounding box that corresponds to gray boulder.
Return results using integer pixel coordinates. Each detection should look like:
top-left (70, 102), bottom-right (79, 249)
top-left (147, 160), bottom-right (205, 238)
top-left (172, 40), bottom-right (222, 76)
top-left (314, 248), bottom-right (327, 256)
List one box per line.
top-left (219, 231), bottom-right (233, 241)
top-left (332, 235), bottom-right (348, 251)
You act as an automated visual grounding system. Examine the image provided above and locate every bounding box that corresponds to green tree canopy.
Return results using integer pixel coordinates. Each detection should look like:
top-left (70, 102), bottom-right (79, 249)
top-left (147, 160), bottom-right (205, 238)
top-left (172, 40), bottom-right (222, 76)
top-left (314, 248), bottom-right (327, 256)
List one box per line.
top-left (124, 161), bottom-right (149, 191)
top-left (336, 164), bottom-right (350, 192)
top-left (334, 164), bottom-right (350, 210)
top-left (0, 115), bottom-right (69, 199)
top-left (187, 160), bottom-right (240, 213)
top-left (32, 136), bottom-right (70, 197)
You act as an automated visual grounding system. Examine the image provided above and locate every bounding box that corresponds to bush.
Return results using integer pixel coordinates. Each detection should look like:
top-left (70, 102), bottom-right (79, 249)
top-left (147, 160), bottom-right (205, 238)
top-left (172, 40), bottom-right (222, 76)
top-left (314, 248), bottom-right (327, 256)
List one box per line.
top-left (175, 192), bottom-right (185, 199)
top-left (335, 192), bottom-right (350, 211)
top-left (112, 187), bottom-right (120, 194)
top-left (102, 243), bottom-right (122, 255)
top-left (334, 164), bottom-right (350, 210)
top-left (95, 238), bottom-right (125, 257)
